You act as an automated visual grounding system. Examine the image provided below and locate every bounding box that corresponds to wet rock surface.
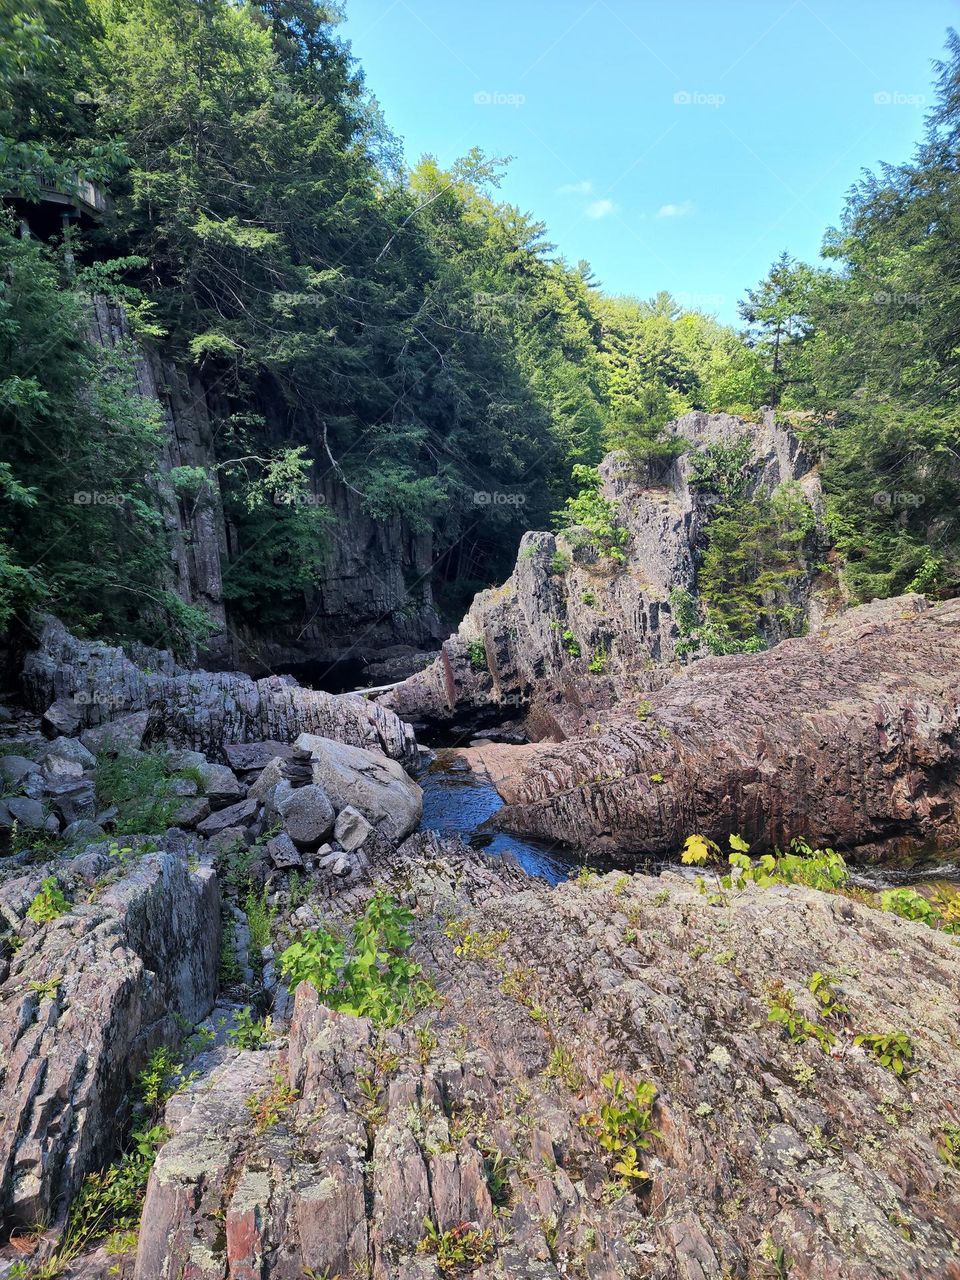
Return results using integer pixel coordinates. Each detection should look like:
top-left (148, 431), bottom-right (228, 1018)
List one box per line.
top-left (131, 837), bottom-right (960, 1279)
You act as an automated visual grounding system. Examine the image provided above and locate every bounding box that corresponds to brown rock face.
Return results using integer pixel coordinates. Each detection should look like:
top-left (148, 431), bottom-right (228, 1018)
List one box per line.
top-left (473, 594), bottom-right (960, 859)
top-left (132, 838), bottom-right (960, 1279)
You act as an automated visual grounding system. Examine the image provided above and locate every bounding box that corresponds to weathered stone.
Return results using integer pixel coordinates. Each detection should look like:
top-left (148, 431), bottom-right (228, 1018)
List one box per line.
top-left (200, 761), bottom-right (243, 808)
top-left (1, 796), bottom-right (46, 830)
top-left (223, 740), bottom-right (297, 774)
top-left (41, 753), bottom-right (84, 783)
top-left (60, 818), bottom-right (106, 845)
top-left (205, 826), bottom-right (249, 857)
top-left (334, 804), bottom-right (373, 851)
top-left (0, 755), bottom-right (41, 789)
top-left (295, 733), bottom-right (423, 842)
top-left (0, 852), bottom-right (219, 1232)
top-left (276, 783), bottom-right (335, 849)
top-left (80, 710), bottom-right (150, 756)
top-left (196, 797), bottom-right (258, 838)
top-left (444, 595), bottom-right (960, 860)
top-left (43, 778), bottom-right (96, 825)
top-left (24, 617), bottom-right (418, 765)
top-left (247, 756), bottom-right (288, 803)
top-left (131, 837), bottom-right (960, 1280)
top-left (40, 697), bottom-right (83, 738)
top-left (42, 737), bottom-right (96, 770)
top-left (266, 832), bottom-right (304, 870)
top-left (171, 796), bottom-right (212, 830)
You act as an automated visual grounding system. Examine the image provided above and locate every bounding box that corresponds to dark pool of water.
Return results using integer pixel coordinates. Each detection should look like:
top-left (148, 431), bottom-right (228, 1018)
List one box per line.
top-left (418, 749), bottom-right (580, 885)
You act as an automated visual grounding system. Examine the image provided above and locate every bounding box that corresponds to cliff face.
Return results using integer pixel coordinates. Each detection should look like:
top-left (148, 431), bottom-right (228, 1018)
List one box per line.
top-left (384, 410), bottom-right (830, 738)
top-left (88, 299), bottom-right (442, 671)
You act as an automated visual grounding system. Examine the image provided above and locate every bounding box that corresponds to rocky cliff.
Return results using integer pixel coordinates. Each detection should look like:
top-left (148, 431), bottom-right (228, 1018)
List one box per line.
top-left (89, 299), bottom-right (443, 670)
top-left (384, 411), bottom-right (829, 739)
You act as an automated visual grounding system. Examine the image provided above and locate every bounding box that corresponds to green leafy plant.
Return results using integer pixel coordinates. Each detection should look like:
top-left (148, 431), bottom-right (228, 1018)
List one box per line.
top-left (553, 465), bottom-right (629, 561)
top-left (854, 1031), bottom-right (916, 1077)
top-left (417, 1217), bottom-right (494, 1273)
top-left (26, 878), bottom-right (70, 924)
top-left (279, 891), bottom-right (436, 1026)
top-left (579, 1073), bottom-right (659, 1184)
top-left (246, 1071), bottom-right (297, 1133)
top-left (938, 1122), bottom-right (960, 1168)
top-left (227, 1006), bottom-right (274, 1050)
top-left (549, 549), bottom-right (571, 575)
top-left (94, 747), bottom-right (178, 835)
top-left (588, 644), bottom-right (608, 674)
top-left (466, 638), bottom-right (487, 671)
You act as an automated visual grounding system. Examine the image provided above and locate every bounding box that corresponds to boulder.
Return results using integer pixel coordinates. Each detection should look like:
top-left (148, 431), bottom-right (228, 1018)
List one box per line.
top-left (276, 783), bottom-right (335, 850)
top-left (266, 832), bottom-right (304, 870)
top-left (60, 818), bottom-right (106, 846)
top-left (200, 762), bottom-right (243, 808)
top-left (0, 755), bottom-right (41, 789)
top-left (247, 756), bottom-right (288, 804)
top-left (43, 778), bottom-right (96, 825)
top-left (333, 804), bottom-right (373, 852)
top-left (0, 796), bottom-right (46, 831)
top-left (80, 710), bottom-right (149, 756)
top-left (171, 796), bottom-right (212, 830)
top-left (40, 698), bottom-right (83, 738)
top-left (295, 734), bottom-right (423, 842)
top-left (43, 738), bottom-right (96, 770)
top-left (196, 798), bottom-right (258, 838)
top-left (223, 740), bottom-right (297, 774)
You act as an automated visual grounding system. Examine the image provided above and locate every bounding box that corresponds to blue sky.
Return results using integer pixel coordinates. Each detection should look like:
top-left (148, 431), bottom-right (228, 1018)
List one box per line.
top-left (342, 0), bottom-right (957, 324)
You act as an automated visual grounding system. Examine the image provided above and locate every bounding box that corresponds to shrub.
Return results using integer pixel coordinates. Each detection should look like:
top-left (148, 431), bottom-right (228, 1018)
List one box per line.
top-left (279, 890), bottom-right (436, 1026)
top-left (553, 465), bottom-right (629, 561)
top-left (227, 1006), bottom-right (274, 1049)
top-left (466, 637), bottom-right (487, 671)
top-left (26, 877), bottom-right (70, 924)
top-left (854, 1030), bottom-right (916, 1077)
top-left (579, 1073), bottom-right (659, 1184)
top-left (417, 1218), bottom-right (493, 1273)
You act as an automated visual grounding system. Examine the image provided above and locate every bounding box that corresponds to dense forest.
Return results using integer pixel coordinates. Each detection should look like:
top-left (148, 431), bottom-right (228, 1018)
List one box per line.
top-left (1, 0), bottom-right (959, 653)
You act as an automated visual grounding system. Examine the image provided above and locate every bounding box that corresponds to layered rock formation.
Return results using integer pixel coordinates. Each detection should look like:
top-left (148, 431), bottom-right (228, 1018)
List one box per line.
top-left (384, 410), bottom-right (827, 739)
top-left (22, 616), bottom-right (418, 766)
top-left (131, 838), bottom-right (960, 1280)
top-left (458, 594), bottom-right (960, 859)
top-left (0, 845), bottom-right (219, 1230)
top-left (89, 297), bottom-right (442, 669)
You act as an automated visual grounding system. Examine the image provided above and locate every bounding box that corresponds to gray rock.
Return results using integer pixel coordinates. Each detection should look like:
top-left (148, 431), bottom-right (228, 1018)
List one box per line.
top-left (223, 740), bottom-right (297, 774)
top-left (206, 826), bottom-right (250, 857)
top-left (167, 748), bottom-right (208, 772)
top-left (43, 737), bottom-right (96, 770)
top-left (200, 762), bottom-right (243, 808)
top-left (266, 832), bottom-right (304, 870)
top-left (170, 776), bottom-right (198, 797)
top-left (80, 711), bottom-right (149, 756)
top-left (0, 755), bottom-right (41, 789)
top-left (247, 756), bottom-right (288, 803)
top-left (171, 797), bottom-right (212, 830)
top-left (41, 698), bottom-right (83, 738)
top-left (42, 755), bottom-right (84, 785)
top-left (42, 779), bottom-right (95, 825)
top-left (61, 818), bottom-right (106, 846)
top-left (334, 805), bottom-right (373, 851)
top-left (196, 798), bottom-right (258, 838)
top-left (276, 783), bottom-right (335, 850)
top-left (2, 796), bottom-right (46, 830)
top-left (295, 734), bottom-right (423, 842)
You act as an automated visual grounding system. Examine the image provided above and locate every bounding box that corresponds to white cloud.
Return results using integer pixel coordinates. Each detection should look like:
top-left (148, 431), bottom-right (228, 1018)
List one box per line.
top-left (557, 180), bottom-right (593, 195)
top-left (585, 198), bottom-right (617, 219)
top-left (657, 200), bottom-right (694, 218)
